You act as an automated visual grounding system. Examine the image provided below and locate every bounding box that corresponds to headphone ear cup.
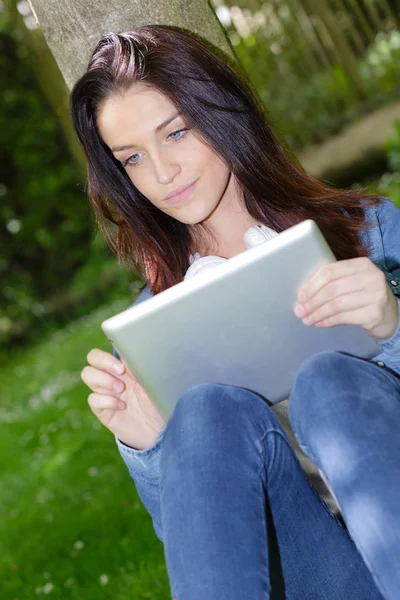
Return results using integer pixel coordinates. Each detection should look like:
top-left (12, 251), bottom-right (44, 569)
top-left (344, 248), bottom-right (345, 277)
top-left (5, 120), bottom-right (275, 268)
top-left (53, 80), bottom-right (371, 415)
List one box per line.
top-left (184, 256), bottom-right (227, 280)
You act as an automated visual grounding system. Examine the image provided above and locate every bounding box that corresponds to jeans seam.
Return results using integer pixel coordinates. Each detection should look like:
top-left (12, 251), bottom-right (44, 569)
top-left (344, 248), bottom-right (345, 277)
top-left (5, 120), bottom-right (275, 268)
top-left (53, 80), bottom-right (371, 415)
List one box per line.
top-left (256, 427), bottom-right (288, 477)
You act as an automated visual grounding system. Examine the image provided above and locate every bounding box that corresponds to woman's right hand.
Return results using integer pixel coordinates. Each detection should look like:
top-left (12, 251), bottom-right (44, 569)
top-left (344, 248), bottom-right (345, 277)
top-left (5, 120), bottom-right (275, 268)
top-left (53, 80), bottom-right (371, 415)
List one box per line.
top-left (81, 349), bottom-right (167, 450)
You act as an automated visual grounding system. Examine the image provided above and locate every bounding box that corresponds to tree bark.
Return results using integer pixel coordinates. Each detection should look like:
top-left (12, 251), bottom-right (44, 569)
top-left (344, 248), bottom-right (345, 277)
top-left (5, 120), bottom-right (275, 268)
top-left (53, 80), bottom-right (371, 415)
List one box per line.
top-left (27, 0), bottom-right (234, 90)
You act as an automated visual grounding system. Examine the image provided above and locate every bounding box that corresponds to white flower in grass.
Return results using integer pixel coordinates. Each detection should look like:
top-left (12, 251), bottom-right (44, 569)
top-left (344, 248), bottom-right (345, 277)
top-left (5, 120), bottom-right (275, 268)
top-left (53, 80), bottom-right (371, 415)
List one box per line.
top-left (29, 395), bottom-right (41, 410)
top-left (36, 488), bottom-right (54, 504)
top-left (99, 574), bottom-right (109, 585)
top-left (43, 582), bottom-right (54, 594)
top-left (73, 540), bottom-right (84, 550)
top-left (88, 466), bottom-right (99, 477)
top-left (6, 218), bottom-right (21, 234)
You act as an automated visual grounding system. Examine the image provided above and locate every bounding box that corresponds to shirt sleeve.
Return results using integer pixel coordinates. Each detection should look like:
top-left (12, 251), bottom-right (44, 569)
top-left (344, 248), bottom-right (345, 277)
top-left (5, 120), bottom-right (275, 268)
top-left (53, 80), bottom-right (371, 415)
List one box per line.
top-left (370, 198), bottom-right (400, 372)
top-left (115, 427), bottom-right (166, 544)
top-left (376, 197), bottom-right (400, 289)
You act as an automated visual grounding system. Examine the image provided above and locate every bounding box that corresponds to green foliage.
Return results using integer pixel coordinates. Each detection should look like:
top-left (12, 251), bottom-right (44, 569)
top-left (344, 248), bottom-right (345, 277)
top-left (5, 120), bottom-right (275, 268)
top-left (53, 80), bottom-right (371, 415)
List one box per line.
top-left (0, 18), bottom-right (92, 349)
top-left (383, 119), bottom-right (400, 173)
top-left (229, 17), bottom-right (400, 150)
top-left (361, 31), bottom-right (400, 93)
top-left (372, 119), bottom-right (400, 206)
top-left (360, 119), bottom-right (400, 206)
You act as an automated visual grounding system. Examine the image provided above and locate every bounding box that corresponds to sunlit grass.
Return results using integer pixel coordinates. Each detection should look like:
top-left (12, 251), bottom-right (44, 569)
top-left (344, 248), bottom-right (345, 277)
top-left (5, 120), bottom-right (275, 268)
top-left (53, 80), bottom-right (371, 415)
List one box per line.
top-left (1, 297), bottom-right (170, 599)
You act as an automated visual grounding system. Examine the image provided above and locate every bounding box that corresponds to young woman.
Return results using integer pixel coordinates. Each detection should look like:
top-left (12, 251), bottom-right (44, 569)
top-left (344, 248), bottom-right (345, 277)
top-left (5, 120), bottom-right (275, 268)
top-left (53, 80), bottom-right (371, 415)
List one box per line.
top-left (73, 25), bottom-right (400, 600)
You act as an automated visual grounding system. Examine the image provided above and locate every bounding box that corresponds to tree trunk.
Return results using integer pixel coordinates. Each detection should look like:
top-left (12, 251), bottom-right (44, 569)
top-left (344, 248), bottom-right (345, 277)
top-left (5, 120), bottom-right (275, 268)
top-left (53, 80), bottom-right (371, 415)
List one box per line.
top-left (27, 0), bottom-right (234, 90)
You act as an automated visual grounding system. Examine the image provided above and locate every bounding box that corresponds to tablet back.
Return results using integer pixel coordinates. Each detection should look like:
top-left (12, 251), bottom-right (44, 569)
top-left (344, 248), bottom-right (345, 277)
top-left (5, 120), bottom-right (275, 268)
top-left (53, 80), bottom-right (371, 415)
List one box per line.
top-left (101, 220), bottom-right (380, 419)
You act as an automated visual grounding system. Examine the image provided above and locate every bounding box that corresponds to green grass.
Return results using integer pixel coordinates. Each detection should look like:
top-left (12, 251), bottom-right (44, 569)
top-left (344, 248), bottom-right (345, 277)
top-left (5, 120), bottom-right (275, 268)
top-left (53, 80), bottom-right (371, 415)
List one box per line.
top-left (0, 297), bottom-right (170, 600)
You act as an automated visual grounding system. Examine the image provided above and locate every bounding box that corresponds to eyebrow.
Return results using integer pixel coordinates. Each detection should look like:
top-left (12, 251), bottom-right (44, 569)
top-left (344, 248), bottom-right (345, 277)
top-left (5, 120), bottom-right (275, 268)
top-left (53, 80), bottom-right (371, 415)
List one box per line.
top-left (111, 111), bottom-right (182, 153)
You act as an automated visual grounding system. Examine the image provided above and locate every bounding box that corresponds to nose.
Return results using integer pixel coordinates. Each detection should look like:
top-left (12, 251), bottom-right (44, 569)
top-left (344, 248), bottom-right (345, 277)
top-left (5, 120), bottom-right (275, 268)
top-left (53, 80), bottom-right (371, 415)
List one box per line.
top-left (152, 149), bottom-right (181, 185)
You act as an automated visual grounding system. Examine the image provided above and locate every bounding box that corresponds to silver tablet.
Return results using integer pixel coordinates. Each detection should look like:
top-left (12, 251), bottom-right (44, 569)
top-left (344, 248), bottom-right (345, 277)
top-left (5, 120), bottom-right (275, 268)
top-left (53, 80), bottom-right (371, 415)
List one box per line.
top-left (101, 220), bottom-right (380, 419)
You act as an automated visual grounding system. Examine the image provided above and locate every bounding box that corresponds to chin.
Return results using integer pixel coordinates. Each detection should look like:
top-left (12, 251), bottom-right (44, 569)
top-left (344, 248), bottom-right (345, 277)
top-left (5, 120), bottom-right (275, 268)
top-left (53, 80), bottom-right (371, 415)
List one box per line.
top-left (173, 215), bottom-right (202, 226)
top-left (180, 202), bottom-right (219, 225)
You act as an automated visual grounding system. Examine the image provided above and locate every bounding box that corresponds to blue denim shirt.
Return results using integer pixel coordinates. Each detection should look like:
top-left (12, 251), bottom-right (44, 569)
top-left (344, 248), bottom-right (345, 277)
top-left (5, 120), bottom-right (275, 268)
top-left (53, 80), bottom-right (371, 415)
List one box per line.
top-left (113, 197), bottom-right (400, 543)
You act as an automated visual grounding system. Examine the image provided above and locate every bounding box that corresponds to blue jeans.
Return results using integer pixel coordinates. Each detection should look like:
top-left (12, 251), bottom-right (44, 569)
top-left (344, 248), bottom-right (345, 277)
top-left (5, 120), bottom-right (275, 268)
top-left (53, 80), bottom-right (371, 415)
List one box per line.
top-left (289, 351), bottom-right (400, 600)
top-left (158, 351), bottom-right (399, 599)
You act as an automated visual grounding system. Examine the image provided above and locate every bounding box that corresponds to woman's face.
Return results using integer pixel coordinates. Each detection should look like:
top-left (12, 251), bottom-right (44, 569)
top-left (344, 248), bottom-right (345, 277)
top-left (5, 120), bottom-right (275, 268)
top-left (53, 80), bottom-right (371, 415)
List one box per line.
top-left (97, 83), bottom-right (236, 226)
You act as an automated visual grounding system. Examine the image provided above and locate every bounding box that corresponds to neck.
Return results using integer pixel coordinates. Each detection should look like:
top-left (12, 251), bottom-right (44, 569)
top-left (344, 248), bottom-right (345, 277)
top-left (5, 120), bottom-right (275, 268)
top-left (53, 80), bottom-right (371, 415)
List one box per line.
top-left (195, 173), bottom-right (260, 258)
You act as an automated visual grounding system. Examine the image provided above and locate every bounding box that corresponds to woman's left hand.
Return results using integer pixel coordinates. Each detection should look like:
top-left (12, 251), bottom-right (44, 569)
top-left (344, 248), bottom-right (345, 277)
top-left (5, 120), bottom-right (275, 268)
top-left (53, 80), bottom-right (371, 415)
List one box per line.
top-left (294, 257), bottom-right (399, 342)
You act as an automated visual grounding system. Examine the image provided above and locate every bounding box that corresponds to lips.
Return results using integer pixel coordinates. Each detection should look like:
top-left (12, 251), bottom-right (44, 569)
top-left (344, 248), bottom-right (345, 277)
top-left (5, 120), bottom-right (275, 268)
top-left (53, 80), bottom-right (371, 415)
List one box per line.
top-left (165, 179), bottom-right (198, 204)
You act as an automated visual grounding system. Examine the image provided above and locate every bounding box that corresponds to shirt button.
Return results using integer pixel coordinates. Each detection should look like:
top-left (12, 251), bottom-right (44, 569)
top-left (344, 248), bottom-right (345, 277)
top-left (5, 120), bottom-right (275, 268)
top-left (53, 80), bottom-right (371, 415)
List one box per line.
top-left (377, 361), bottom-right (385, 367)
top-left (390, 280), bottom-right (398, 286)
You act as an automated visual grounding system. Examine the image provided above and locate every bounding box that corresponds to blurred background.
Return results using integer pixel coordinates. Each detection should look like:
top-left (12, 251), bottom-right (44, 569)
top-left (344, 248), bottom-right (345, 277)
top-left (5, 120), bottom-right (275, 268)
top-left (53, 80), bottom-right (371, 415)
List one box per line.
top-left (2, 0), bottom-right (400, 597)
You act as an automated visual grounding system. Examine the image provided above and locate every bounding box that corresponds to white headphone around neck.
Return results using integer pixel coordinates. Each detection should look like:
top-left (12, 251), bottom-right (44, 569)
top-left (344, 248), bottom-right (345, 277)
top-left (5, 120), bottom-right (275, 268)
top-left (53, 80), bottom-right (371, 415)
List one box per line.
top-left (184, 224), bottom-right (278, 281)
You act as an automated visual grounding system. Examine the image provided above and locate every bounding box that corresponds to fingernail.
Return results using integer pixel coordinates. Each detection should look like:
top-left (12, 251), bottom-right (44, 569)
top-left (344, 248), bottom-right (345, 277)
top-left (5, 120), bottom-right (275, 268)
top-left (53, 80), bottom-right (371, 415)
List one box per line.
top-left (114, 362), bottom-right (124, 374)
top-left (118, 400), bottom-right (126, 410)
top-left (113, 381), bottom-right (124, 393)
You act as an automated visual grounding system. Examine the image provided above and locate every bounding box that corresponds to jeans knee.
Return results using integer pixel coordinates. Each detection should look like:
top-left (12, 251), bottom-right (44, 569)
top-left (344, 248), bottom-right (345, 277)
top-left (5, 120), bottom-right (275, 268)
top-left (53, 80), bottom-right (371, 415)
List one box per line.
top-left (169, 383), bottom-right (236, 434)
top-left (289, 351), bottom-right (352, 444)
top-left (161, 383), bottom-right (278, 465)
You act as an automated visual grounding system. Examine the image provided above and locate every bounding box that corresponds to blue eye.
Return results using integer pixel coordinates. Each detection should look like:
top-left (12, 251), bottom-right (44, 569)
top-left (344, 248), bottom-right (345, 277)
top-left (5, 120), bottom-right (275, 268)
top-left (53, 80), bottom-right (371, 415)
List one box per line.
top-left (168, 128), bottom-right (187, 141)
top-left (122, 128), bottom-right (188, 168)
top-left (123, 153), bottom-right (141, 167)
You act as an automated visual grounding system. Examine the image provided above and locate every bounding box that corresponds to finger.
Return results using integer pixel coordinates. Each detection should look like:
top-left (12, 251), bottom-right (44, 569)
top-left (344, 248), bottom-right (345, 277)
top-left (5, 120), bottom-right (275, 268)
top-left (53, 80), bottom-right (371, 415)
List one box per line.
top-left (81, 365), bottom-right (125, 394)
top-left (306, 302), bottom-right (379, 329)
top-left (87, 348), bottom-right (125, 376)
top-left (300, 290), bottom-right (370, 326)
top-left (88, 393), bottom-right (126, 412)
top-left (297, 257), bottom-right (370, 303)
top-left (294, 274), bottom-right (366, 318)
top-left (95, 385), bottom-right (125, 397)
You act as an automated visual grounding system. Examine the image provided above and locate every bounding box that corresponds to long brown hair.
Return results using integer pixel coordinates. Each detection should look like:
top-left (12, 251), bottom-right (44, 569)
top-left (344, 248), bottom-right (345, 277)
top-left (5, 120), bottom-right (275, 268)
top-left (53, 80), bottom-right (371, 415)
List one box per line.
top-left (70, 25), bottom-right (381, 294)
